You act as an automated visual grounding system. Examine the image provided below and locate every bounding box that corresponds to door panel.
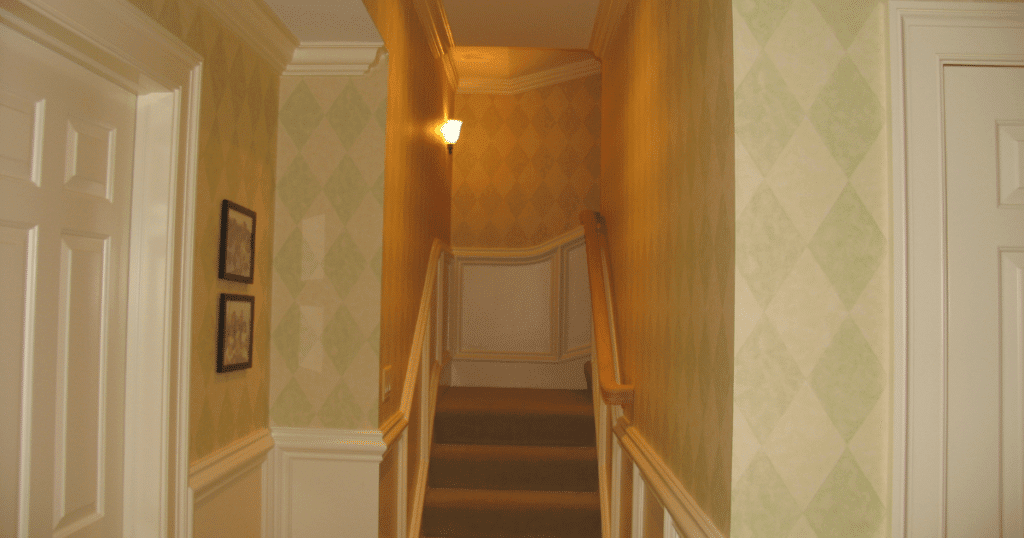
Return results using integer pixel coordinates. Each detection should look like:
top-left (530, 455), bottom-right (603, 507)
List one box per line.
top-left (0, 21), bottom-right (135, 538)
top-left (945, 65), bottom-right (1024, 537)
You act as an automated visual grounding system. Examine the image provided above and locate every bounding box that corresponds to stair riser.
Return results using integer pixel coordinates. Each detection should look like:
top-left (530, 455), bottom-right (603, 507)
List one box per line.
top-left (434, 414), bottom-right (596, 447)
top-left (422, 507), bottom-right (601, 538)
top-left (429, 459), bottom-right (598, 492)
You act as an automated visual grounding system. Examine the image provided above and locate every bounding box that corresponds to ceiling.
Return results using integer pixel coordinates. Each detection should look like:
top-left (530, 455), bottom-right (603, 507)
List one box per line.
top-left (263, 0), bottom-right (601, 87)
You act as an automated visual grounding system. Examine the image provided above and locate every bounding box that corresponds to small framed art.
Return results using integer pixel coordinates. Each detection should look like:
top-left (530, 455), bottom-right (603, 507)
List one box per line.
top-left (219, 200), bottom-right (256, 283)
top-left (217, 293), bottom-right (254, 372)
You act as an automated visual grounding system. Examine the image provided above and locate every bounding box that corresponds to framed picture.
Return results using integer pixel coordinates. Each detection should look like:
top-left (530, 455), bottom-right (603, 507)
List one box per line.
top-left (219, 200), bottom-right (256, 283)
top-left (217, 294), bottom-right (254, 372)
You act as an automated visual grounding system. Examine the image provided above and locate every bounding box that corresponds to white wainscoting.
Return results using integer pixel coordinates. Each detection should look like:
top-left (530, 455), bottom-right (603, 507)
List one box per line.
top-left (189, 428), bottom-right (274, 538)
top-left (270, 427), bottom-right (386, 538)
top-left (448, 227), bottom-right (592, 389)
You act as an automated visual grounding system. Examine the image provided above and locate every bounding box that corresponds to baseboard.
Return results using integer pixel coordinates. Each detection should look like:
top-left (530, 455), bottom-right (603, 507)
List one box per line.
top-left (613, 420), bottom-right (724, 538)
top-left (189, 428), bottom-right (274, 538)
top-left (270, 427), bottom-right (386, 538)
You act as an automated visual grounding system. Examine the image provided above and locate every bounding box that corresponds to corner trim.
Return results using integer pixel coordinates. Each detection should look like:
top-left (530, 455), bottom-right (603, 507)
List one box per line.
top-left (458, 59), bottom-right (602, 95)
top-left (614, 419), bottom-right (725, 538)
top-left (199, 0), bottom-right (298, 73)
top-left (285, 41), bottom-right (387, 76)
top-left (188, 428), bottom-right (274, 500)
top-left (589, 0), bottom-right (630, 59)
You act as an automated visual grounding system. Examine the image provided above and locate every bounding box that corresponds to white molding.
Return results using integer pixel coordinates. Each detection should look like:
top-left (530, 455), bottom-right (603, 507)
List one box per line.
top-left (411, 0), bottom-right (458, 89)
top-left (271, 427), bottom-right (386, 457)
top-left (271, 427), bottom-right (385, 538)
top-left (890, 3), bottom-right (1024, 538)
top-left (614, 420), bottom-right (725, 538)
top-left (457, 58), bottom-right (602, 95)
top-left (589, 0), bottom-right (630, 59)
top-left (199, 0), bottom-right (298, 73)
top-left (189, 428), bottom-right (274, 500)
top-left (285, 41), bottom-right (387, 76)
top-left (452, 226), bottom-right (584, 260)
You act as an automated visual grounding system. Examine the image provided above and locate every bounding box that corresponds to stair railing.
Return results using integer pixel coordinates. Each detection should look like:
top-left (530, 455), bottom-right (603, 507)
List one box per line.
top-left (381, 238), bottom-right (453, 538)
top-left (579, 211), bottom-right (633, 406)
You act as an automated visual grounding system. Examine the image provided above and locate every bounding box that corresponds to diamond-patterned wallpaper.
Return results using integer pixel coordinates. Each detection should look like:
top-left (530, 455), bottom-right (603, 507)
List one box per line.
top-left (270, 66), bottom-right (388, 430)
top-left (451, 75), bottom-right (601, 248)
top-left (731, 0), bottom-right (891, 536)
top-left (123, 0), bottom-right (278, 463)
top-left (600, 0), bottom-right (735, 531)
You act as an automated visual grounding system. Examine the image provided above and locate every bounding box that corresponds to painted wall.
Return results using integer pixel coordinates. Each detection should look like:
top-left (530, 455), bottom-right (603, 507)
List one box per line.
top-left (730, 1), bottom-right (890, 537)
top-left (361, 0), bottom-right (454, 428)
top-left (269, 63), bottom-right (389, 430)
top-left (600, 0), bottom-right (734, 532)
top-left (123, 0), bottom-right (278, 463)
top-left (451, 76), bottom-right (601, 248)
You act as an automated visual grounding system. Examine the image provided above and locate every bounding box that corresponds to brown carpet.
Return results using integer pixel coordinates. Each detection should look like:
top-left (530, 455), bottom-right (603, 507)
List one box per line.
top-left (422, 386), bottom-right (601, 538)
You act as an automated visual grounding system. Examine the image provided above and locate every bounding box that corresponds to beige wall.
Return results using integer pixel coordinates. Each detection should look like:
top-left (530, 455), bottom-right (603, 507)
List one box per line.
top-left (451, 75), bottom-right (601, 248)
top-left (124, 0), bottom-right (278, 463)
top-left (600, 0), bottom-right (735, 532)
top-left (269, 63), bottom-right (389, 430)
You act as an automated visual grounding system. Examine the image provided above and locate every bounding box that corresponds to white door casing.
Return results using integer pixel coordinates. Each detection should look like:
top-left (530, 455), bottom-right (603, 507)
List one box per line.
top-left (0, 0), bottom-right (201, 536)
top-left (891, 2), bottom-right (1024, 537)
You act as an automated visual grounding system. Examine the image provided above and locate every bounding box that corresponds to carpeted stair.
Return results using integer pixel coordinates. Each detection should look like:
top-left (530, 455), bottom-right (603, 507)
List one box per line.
top-left (422, 386), bottom-right (600, 538)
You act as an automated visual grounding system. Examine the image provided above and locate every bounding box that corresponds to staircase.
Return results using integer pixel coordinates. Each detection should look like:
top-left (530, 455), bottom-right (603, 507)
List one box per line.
top-left (422, 386), bottom-right (601, 538)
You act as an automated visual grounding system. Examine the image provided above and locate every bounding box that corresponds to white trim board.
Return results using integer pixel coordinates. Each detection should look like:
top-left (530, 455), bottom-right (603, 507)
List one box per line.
top-left (457, 58), bottom-right (601, 95)
top-left (270, 427), bottom-right (386, 538)
top-left (285, 42), bottom-right (387, 76)
top-left (2, 1), bottom-right (202, 536)
top-left (889, 3), bottom-right (1024, 537)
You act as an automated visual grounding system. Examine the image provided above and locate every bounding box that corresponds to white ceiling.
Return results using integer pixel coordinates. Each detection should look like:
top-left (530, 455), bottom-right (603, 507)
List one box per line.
top-left (441, 0), bottom-right (600, 50)
top-left (262, 0), bottom-right (382, 43)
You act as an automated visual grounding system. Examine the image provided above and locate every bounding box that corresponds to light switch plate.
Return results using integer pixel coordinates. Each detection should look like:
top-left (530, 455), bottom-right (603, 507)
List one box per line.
top-left (381, 365), bottom-right (392, 403)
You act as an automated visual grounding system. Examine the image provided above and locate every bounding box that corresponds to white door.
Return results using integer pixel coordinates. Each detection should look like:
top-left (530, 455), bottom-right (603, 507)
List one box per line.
top-left (944, 66), bottom-right (1024, 536)
top-left (0, 21), bottom-right (136, 538)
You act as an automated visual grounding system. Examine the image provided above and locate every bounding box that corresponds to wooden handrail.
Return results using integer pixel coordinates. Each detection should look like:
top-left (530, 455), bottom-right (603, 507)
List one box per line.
top-left (579, 211), bottom-right (634, 406)
top-left (382, 238), bottom-right (453, 447)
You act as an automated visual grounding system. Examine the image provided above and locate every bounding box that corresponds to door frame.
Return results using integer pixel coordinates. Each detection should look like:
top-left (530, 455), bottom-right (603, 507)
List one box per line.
top-left (890, 2), bottom-right (1024, 537)
top-left (1, 0), bottom-right (201, 535)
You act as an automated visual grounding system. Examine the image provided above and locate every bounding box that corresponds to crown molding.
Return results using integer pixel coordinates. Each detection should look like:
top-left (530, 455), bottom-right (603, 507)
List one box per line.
top-left (589, 0), bottom-right (631, 59)
top-left (412, 0), bottom-right (459, 89)
top-left (284, 42), bottom-right (387, 76)
top-left (457, 58), bottom-right (601, 95)
top-left (200, 0), bottom-right (298, 73)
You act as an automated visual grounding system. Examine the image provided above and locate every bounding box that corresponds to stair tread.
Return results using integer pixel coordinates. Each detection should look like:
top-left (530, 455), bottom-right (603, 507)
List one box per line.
top-left (437, 387), bottom-right (592, 417)
top-left (431, 444), bottom-right (597, 462)
top-left (425, 488), bottom-right (600, 511)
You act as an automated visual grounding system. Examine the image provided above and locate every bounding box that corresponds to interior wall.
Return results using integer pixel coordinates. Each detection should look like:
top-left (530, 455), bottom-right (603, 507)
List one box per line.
top-left (451, 75), bottom-right (601, 248)
top-left (599, 0), bottom-right (734, 532)
top-left (269, 61), bottom-right (389, 430)
top-left (730, 0), bottom-right (890, 536)
top-left (361, 0), bottom-right (454, 427)
top-left (123, 0), bottom-right (278, 463)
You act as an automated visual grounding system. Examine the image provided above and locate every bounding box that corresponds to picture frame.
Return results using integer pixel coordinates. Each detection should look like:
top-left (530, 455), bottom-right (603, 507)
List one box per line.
top-left (217, 293), bottom-right (254, 372)
top-left (219, 199), bottom-right (256, 283)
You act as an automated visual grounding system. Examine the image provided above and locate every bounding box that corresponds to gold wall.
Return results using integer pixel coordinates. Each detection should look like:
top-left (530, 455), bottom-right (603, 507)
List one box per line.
top-left (600, 0), bottom-right (735, 532)
top-left (362, 0), bottom-right (454, 427)
top-left (451, 75), bottom-right (601, 248)
top-left (123, 0), bottom-right (278, 463)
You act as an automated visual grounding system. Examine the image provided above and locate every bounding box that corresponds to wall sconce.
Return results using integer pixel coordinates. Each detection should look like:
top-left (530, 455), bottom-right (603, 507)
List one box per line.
top-left (441, 119), bottom-right (462, 154)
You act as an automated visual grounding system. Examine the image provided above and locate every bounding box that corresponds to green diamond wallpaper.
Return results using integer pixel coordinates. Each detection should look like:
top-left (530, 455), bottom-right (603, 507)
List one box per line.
top-left (270, 65), bottom-right (388, 430)
top-left (732, 0), bottom-right (890, 536)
